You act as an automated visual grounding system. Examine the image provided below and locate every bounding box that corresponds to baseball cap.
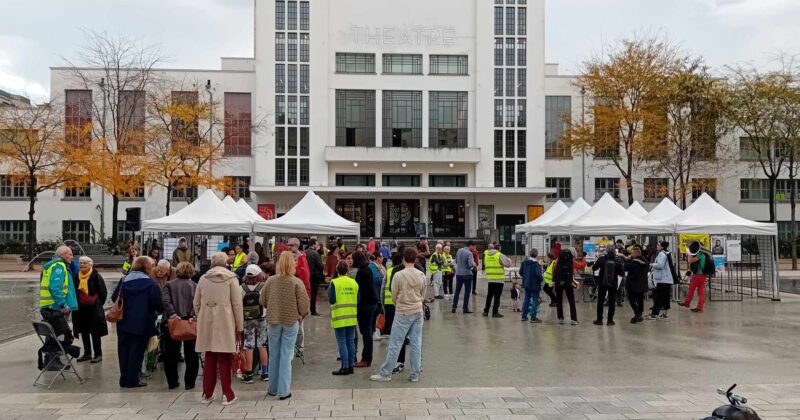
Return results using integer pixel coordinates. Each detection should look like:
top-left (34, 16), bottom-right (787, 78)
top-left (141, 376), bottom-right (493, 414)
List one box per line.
top-left (245, 265), bottom-right (262, 277)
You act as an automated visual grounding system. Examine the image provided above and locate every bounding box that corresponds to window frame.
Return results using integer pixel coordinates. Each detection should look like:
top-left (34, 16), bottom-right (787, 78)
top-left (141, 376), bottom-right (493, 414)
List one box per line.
top-left (382, 90), bottom-right (423, 148)
top-left (546, 177), bottom-right (572, 200)
top-left (335, 53), bottom-right (376, 74)
top-left (429, 91), bottom-right (468, 148)
top-left (429, 55), bottom-right (468, 76)
top-left (429, 174), bottom-right (467, 188)
top-left (594, 177), bottom-right (620, 201)
top-left (335, 90), bottom-right (376, 147)
top-left (382, 54), bottom-right (423, 75)
top-left (382, 174), bottom-right (421, 187)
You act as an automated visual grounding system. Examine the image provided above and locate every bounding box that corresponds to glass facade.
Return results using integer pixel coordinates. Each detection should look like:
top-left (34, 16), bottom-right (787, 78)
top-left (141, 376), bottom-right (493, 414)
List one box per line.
top-left (382, 54), bottom-right (422, 74)
top-left (382, 90), bottom-right (422, 147)
top-left (429, 55), bottom-right (468, 75)
top-left (335, 90), bottom-right (376, 146)
top-left (224, 92), bottom-right (252, 156)
top-left (336, 53), bottom-right (375, 73)
top-left (336, 199), bottom-right (376, 237)
top-left (545, 96), bottom-right (572, 158)
top-left (429, 91), bottom-right (468, 148)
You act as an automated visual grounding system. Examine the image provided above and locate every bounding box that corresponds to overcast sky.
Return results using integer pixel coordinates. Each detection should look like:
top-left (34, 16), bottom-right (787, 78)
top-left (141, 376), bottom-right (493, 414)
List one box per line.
top-left (2, 0), bottom-right (799, 102)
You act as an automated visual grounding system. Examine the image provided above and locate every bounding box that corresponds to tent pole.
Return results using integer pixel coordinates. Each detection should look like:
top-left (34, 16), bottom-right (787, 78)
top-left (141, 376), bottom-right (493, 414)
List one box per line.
top-left (772, 234), bottom-right (781, 301)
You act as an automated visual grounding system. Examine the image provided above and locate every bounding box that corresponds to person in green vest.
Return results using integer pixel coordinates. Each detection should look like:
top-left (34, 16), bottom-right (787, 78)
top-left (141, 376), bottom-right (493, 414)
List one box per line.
top-left (542, 253), bottom-right (558, 307)
top-left (428, 244), bottom-right (445, 299)
top-left (122, 244), bottom-right (139, 274)
top-left (441, 245), bottom-right (455, 298)
top-left (232, 244), bottom-right (248, 272)
top-left (40, 245), bottom-right (80, 365)
top-left (329, 260), bottom-right (359, 376)
top-left (482, 243), bottom-right (512, 317)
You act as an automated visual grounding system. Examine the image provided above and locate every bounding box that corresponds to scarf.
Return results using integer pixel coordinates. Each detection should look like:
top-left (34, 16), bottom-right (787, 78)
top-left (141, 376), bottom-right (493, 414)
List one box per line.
top-left (78, 269), bottom-right (92, 294)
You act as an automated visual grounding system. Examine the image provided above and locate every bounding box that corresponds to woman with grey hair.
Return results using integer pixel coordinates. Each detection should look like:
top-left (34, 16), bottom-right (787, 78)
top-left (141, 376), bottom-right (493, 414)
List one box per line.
top-left (235, 251), bottom-right (261, 280)
top-left (153, 259), bottom-right (175, 289)
top-left (73, 256), bottom-right (108, 363)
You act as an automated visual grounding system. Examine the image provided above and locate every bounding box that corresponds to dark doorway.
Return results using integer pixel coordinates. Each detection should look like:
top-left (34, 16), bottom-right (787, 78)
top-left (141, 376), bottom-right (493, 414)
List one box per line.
top-left (428, 199), bottom-right (465, 238)
top-left (496, 214), bottom-right (525, 255)
top-left (382, 199), bottom-right (420, 237)
top-left (335, 199), bottom-right (375, 238)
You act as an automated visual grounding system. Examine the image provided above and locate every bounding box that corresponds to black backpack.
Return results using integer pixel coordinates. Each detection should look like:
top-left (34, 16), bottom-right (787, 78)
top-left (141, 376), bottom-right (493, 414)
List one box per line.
top-left (665, 251), bottom-right (680, 284)
top-left (556, 256), bottom-right (573, 286)
top-left (700, 251), bottom-right (716, 277)
top-left (242, 283), bottom-right (264, 320)
top-left (603, 258), bottom-right (618, 288)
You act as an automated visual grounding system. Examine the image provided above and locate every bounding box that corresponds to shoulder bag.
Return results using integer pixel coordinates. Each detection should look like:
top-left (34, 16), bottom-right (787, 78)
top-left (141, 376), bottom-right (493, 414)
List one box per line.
top-left (105, 284), bottom-right (124, 323)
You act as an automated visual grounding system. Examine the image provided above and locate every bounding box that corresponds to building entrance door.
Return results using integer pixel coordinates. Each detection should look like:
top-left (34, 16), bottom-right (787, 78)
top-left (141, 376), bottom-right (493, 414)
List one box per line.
top-left (428, 199), bottom-right (465, 238)
top-left (335, 199), bottom-right (375, 238)
top-left (382, 199), bottom-right (420, 238)
top-left (496, 214), bottom-right (525, 255)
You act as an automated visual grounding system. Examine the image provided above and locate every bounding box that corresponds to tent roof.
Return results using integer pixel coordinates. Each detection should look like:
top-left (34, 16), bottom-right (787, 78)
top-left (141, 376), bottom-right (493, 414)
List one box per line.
top-left (515, 200), bottom-right (568, 233)
top-left (668, 193), bottom-right (777, 235)
top-left (254, 191), bottom-right (360, 236)
top-left (534, 197), bottom-right (592, 234)
top-left (142, 190), bottom-right (253, 233)
top-left (643, 198), bottom-right (683, 223)
top-left (551, 193), bottom-right (672, 235)
top-left (627, 201), bottom-right (648, 218)
top-left (237, 199), bottom-right (268, 223)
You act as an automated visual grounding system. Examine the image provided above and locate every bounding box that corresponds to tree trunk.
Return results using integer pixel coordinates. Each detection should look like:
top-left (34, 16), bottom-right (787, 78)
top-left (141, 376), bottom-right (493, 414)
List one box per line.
top-left (165, 186), bottom-right (172, 216)
top-left (626, 175), bottom-right (634, 205)
top-left (791, 153), bottom-right (797, 270)
top-left (111, 195), bottom-right (120, 246)
top-left (768, 177), bottom-right (777, 223)
top-left (27, 175), bottom-right (36, 261)
top-left (679, 176), bottom-right (687, 209)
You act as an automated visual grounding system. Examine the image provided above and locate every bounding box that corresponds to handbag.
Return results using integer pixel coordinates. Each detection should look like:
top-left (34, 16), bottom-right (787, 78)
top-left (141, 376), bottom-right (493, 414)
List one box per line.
top-left (647, 271), bottom-right (656, 290)
top-left (146, 335), bottom-right (160, 353)
top-left (105, 287), bottom-right (124, 323)
top-left (78, 291), bottom-right (97, 306)
top-left (167, 317), bottom-right (197, 341)
top-left (376, 313), bottom-right (386, 332)
top-left (232, 340), bottom-right (245, 375)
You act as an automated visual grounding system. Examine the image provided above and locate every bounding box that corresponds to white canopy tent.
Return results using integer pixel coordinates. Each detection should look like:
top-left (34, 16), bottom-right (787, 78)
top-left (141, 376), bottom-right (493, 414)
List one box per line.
top-left (668, 193), bottom-right (778, 236)
top-left (514, 200), bottom-right (569, 234)
top-left (534, 197), bottom-right (591, 235)
top-left (141, 190), bottom-right (253, 233)
top-left (549, 194), bottom-right (672, 235)
top-left (254, 191), bottom-right (360, 237)
top-left (237, 200), bottom-right (268, 223)
top-left (221, 196), bottom-right (268, 224)
top-left (643, 198), bottom-right (683, 223)
top-left (627, 201), bottom-right (648, 218)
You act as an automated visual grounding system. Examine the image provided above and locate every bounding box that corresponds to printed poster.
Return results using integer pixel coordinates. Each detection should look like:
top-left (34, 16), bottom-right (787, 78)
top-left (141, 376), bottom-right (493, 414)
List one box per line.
top-left (727, 240), bottom-right (742, 262)
top-left (678, 233), bottom-right (711, 253)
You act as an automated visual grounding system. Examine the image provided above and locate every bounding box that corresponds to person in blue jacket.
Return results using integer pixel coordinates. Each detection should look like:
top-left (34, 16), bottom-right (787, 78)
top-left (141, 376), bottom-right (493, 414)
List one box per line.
top-left (111, 256), bottom-right (163, 388)
top-left (518, 248), bottom-right (544, 323)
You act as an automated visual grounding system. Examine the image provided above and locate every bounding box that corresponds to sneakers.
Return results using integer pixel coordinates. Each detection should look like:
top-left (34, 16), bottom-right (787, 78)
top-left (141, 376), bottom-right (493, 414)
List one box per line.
top-left (199, 395), bottom-right (213, 404)
top-left (643, 314), bottom-right (657, 321)
top-left (520, 317), bottom-right (528, 322)
top-left (410, 376), bottom-right (419, 382)
top-left (222, 396), bottom-right (239, 406)
top-left (659, 314), bottom-right (670, 321)
top-left (530, 318), bottom-right (542, 324)
top-left (392, 363), bottom-right (404, 374)
top-left (559, 319), bottom-right (565, 325)
top-left (373, 330), bottom-right (383, 341)
top-left (370, 374), bottom-right (392, 382)
top-left (261, 373), bottom-right (269, 381)
top-left (241, 373), bottom-right (254, 384)
top-left (593, 319), bottom-right (603, 326)
top-left (607, 320), bottom-right (615, 326)
top-left (678, 302), bottom-right (689, 307)
top-left (571, 320), bottom-right (579, 326)
top-left (491, 313), bottom-right (504, 318)
top-left (691, 308), bottom-right (703, 313)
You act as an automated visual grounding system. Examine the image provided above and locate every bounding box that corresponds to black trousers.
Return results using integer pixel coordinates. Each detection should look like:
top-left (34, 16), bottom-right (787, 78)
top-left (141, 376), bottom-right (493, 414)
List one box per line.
top-left (163, 333), bottom-right (198, 389)
top-left (443, 273), bottom-right (454, 295)
top-left (483, 282), bottom-right (504, 314)
top-left (117, 332), bottom-right (149, 388)
top-left (542, 284), bottom-right (557, 303)
top-left (41, 308), bottom-right (74, 347)
top-left (356, 304), bottom-right (377, 363)
top-left (596, 285), bottom-right (618, 322)
top-left (81, 331), bottom-right (102, 357)
top-left (309, 279), bottom-right (321, 315)
top-left (555, 283), bottom-right (578, 322)
top-left (471, 268), bottom-right (478, 294)
top-left (651, 283), bottom-right (672, 316)
top-left (628, 292), bottom-right (645, 318)
top-left (383, 304), bottom-right (406, 363)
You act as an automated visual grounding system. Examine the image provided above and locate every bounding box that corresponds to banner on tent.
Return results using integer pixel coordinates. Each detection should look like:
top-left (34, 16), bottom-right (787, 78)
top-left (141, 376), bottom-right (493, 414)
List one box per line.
top-left (258, 204), bottom-right (276, 220)
top-left (678, 234), bottom-right (710, 253)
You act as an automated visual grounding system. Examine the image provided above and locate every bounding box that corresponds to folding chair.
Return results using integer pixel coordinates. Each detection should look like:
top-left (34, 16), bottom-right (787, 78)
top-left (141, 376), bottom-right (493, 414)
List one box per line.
top-left (32, 321), bottom-right (83, 389)
top-left (294, 344), bottom-right (306, 365)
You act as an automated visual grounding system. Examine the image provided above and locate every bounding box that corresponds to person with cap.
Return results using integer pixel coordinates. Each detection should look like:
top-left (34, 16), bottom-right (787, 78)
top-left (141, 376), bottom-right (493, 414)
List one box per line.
top-left (680, 240), bottom-right (709, 313)
top-left (329, 260), bottom-right (359, 375)
top-left (240, 264), bottom-right (269, 383)
top-left (452, 240), bottom-right (476, 314)
top-left (172, 237), bottom-right (192, 267)
top-left (646, 241), bottom-right (676, 320)
top-left (235, 251), bottom-right (261, 282)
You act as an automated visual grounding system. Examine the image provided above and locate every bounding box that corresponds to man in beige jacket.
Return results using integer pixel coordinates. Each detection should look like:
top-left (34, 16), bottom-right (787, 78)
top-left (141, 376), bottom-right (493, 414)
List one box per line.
top-left (194, 252), bottom-right (244, 405)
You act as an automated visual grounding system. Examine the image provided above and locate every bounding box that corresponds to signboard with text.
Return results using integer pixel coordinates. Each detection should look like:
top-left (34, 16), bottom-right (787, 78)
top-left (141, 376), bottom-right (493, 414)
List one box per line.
top-left (258, 204), bottom-right (276, 220)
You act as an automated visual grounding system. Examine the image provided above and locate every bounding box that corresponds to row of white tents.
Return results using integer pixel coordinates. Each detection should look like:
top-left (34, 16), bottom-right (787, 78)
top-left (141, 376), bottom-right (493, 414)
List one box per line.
top-left (515, 193), bottom-right (777, 237)
top-left (141, 190), bottom-right (360, 236)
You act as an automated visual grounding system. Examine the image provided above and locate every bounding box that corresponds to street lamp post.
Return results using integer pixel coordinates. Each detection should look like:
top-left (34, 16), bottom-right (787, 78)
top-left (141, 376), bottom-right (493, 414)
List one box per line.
top-left (580, 86), bottom-right (586, 199)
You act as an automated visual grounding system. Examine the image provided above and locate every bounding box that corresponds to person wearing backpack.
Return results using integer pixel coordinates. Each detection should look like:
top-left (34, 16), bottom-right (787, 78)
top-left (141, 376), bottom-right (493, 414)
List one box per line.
top-left (646, 241), bottom-right (676, 320)
top-left (240, 265), bottom-right (269, 383)
top-left (590, 245), bottom-right (624, 326)
top-left (680, 241), bottom-right (712, 313)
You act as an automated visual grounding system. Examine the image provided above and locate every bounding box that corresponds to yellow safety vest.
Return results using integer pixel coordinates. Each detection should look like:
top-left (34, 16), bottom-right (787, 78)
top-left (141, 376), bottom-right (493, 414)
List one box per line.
top-left (441, 253), bottom-right (453, 273)
top-left (484, 250), bottom-right (505, 282)
top-left (330, 275), bottom-right (359, 329)
top-left (122, 260), bottom-right (131, 273)
top-left (544, 261), bottom-right (555, 285)
top-left (40, 261), bottom-right (69, 308)
top-left (428, 252), bottom-right (443, 272)
top-left (384, 266), bottom-right (395, 305)
top-left (233, 252), bottom-right (247, 271)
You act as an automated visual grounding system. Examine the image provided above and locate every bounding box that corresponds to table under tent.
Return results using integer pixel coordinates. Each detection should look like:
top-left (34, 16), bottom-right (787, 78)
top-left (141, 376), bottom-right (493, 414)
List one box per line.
top-left (517, 193), bottom-right (780, 303)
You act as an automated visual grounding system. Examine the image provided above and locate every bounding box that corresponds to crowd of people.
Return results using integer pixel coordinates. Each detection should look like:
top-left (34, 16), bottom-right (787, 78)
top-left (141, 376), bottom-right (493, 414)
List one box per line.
top-left (36, 234), bottom-right (711, 403)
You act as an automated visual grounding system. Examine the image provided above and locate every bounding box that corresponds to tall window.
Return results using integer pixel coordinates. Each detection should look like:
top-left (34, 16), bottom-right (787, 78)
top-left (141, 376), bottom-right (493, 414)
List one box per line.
top-left (518, 7), bottom-right (527, 35)
top-left (0, 220), bottom-right (34, 242)
top-left (494, 100), bottom-right (503, 127)
top-left (224, 92), bottom-right (252, 156)
top-left (494, 161), bottom-right (503, 187)
top-left (517, 38), bottom-right (526, 66)
top-left (517, 130), bottom-right (526, 157)
top-left (171, 91), bottom-right (199, 144)
top-left (692, 178), bottom-right (717, 200)
top-left (382, 91), bottom-right (422, 147)
top-left (299, 97), bottom-right (309, 125)
top-left (275, 64), bottom-right (285, 93)
top-left (275, 1), bottom-right (285, 29)
top-left (275, 127), bottom-right (285, 155)
top-left (299, 65), bottom-right (309, 93)
top-left (505, 99), bottom-right (515, 127)
top-left (336, 53), bottom-right (375, 73)
top-left (517, 99), bottom-right (526, 127)
top-left (64, 89), bottom-right (92, 146)
top-left (299, 1), bottom-right (309, 30)
top-left (517, 68), bottom-right (526, 96)
top-left (505, 161), bottom-right (515, 188)
top-left (494, 38), bottom-right (503, 66)
top-left (287, 64), bottom-right (297, 93)
top-left (275, 159), bottom-right (285, 186)
top-left (275, 96), bottom-right (285, 124)
top-left (595, 178), bottom-right (619, 201)
top-left (287, 96), bottom-right (297, 124)
top-left (494, 130), bottom-right (503, 158)
top-left (429, 91), bottom-right (468, 148)
top-left (287, 33), bottom-right (297, 61)
top-left (644, 178), bottom-right (668, 200)
top-left (117, 90), bottom-right (145, 154)
top-left (287, 1), bottom-right (297, 29)
top-left (64, 182), bottom-right (91, 199)
top-left (494, 7), bottom-right (503, 35)
top-left (287, 127), bottom-right (297, 155)
top-left (299, 127), bottom-right (309, 156)
top-left (429, 55), bottom-right (468, 75)
top-left (226, 176), bottom-right (251, 199)
top-left (505, 7), bottom-right (516, 34)
top-left (503, 38), bottom-right (514, 67)
top-left (382, 54), bottom-right (422, 74)
top-left (287, 159), bottom-right (297, 186)
top-left (505, 68), bottom-right (515, 97)
top-left (335, 90), bottom-right (376, 146)
top-left (62, 220), bottom-right (91, 244)
top-left (494, 69), bottom-right (503, 97)
top-left (275, 33), bottom-right (285, 61)
top-left (546, 177), bottom-right (571, 199)
top-left (545, 96), bottom-right (571, 159)
top-left (505, 131), bottom-right (515, 158)
top-left (299, 159), bottom-right (309, 186)
top-left (0, 175), bottom-right (31, 198)
top-left (517, 161), bottom-right (526, 188)
top-left (299, 34), bottom-right (309, 62)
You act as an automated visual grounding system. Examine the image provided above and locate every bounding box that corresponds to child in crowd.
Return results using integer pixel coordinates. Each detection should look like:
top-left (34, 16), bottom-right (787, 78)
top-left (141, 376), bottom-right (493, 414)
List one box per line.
top-left (510, 282), bottom-right (522, 312)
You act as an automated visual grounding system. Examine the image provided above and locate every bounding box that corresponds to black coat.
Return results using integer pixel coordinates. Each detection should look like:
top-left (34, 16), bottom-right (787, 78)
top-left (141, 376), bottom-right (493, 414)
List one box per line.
top-left (624, 256), bottom-right (650, 294)
top-left (305, 248), bottom-right (325, 283)
top-left (72, 269), bottom-right (109, 337)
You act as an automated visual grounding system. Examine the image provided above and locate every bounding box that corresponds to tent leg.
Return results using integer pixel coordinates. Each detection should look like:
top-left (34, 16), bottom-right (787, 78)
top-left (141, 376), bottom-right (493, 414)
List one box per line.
top-left (772, 235), bottom-right (781, 301)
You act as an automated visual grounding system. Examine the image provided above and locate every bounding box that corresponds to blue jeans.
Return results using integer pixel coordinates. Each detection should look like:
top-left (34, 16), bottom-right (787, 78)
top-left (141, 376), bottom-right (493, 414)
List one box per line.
top-left (453, 275), bottom-right (473, 311)
top-left (522, 288), bottom-right (541, 320)
top-left (334, 326), bottom-right (356, 369)
top-left (267, 322), bottom-right (299, 397)
top-left (378, 312), bottom-right (423, 378)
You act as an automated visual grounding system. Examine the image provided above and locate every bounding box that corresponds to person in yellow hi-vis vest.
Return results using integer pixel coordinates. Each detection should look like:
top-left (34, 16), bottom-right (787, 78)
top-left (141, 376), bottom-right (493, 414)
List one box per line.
top-left (482, 243), bottom-right (512, 317)
top-left (542, 253), bottom-right (558, 306)
top-left (232, 244), bottom-right (247, 272)
top-left (329, 260), bottom-right (359, 376)
top-left (428, 244), bottom-right (445, 299)
top-left (441, 246), bottom-right (455, 297)
top-left (40, 245), bottom-right (79, 365)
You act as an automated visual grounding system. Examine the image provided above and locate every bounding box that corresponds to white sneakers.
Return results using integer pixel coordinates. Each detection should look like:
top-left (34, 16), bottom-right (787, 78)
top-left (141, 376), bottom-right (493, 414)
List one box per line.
top-left (370, 374), bottom-right (392, 382)
top-left (199, 395), bottom-right (213, 404)
top-left (222, 396), bottom-right (239, 406)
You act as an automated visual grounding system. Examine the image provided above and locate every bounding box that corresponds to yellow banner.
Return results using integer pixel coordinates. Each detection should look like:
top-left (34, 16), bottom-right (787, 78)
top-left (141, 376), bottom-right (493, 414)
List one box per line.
top-left (678, 234), bottom-right (710, 253)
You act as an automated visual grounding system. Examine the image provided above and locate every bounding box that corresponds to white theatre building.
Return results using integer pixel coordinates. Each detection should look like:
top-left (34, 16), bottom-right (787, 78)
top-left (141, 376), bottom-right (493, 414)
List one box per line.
top-left (0, 0), bottom-right (784, 251)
